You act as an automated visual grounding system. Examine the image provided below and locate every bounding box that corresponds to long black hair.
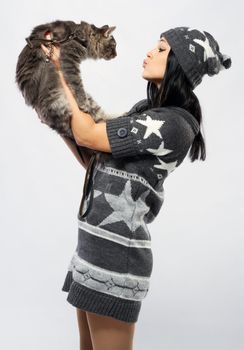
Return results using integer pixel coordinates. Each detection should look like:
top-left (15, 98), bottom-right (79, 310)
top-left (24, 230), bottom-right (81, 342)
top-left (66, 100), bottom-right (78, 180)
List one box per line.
top-left (146, 49), bottom-right (206, 162)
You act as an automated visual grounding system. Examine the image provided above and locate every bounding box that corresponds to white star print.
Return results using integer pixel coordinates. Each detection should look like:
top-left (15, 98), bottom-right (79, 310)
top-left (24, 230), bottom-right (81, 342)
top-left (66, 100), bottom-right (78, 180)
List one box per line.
top-left (93, 189), bottom-right (103, 198)
top-left (98, 180), bottom-right (150, 231)
top-left (135, 115), bottom-right (165, 139)
top-left (153, 157), bottom-right (178, 175)
top-left (132, 189), bottom-right (151, 233)
top-left (186, 27), bottom-right (206, 36)
top-left (187, 28), bottom-right (217, 62)
top-left (193, 37), bottom-right (216, 62)
top-left (146, 140), bottom-right (173, 156)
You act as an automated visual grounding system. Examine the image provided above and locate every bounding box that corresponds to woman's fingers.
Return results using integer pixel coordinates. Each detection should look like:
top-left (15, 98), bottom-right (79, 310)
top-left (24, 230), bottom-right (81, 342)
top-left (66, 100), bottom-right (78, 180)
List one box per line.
top-left (41, 43), bottom-right (54, 60)
top-left (40, 42), bottom-right (61, 68)
top-left (40, 43), bottom-right (48, 54)
top-left (40, 31), bottom-right (61, 69)
top-left (41, 32), bottom-right (60, 58)
top-left (41, 33), bottom-right (52, 54)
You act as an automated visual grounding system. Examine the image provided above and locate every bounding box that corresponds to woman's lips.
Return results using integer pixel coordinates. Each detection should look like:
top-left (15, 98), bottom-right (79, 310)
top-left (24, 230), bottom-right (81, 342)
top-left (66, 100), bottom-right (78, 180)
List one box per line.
top-left (143, 60), bottom-right (148, 67)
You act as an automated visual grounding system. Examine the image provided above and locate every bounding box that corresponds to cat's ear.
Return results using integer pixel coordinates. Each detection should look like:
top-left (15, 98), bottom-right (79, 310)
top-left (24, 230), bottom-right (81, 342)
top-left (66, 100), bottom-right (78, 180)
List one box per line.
top-left (101, 25), bottom-right (116, 38)
top-left (90, 24), bottom-right (96, 30)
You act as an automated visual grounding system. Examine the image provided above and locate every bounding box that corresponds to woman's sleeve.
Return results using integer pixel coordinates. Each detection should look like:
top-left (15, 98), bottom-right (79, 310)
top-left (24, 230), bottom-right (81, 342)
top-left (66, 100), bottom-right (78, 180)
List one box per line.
top-left (105, 107), bottom-right (199, 165)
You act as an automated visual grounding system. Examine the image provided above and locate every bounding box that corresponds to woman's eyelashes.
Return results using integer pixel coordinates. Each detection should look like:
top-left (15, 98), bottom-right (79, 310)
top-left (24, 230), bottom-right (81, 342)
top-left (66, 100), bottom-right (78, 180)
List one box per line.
top-left (158, 47), bottom-right (165, 52)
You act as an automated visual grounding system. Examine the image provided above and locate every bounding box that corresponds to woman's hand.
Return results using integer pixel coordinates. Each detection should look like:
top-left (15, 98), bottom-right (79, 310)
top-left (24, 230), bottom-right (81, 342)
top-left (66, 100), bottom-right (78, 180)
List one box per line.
top-left (40, 33), bottom-right (61, 70)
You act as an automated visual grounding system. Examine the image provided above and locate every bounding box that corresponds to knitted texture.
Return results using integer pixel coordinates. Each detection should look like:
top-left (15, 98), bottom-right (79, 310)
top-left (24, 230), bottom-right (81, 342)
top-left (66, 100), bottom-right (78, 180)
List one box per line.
top-left (161, 26), bottom-right (232, 89)
top-left (62, 99), bottom-right (200, 323)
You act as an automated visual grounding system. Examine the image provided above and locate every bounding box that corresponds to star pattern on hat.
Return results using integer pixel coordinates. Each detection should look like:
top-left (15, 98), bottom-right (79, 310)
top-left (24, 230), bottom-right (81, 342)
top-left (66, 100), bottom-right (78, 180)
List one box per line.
top-left (98, 180), bottom-right (150, 231)
top-left (194, 37), bottom-right (217, 62)
top-left (135, 114), bottom-right (165, 139)
top-left (187, 27), bottom-right (206, 36)
top-left (146, 140), bottom-right (173, 156)
top-left (187, 28), bottom-right (217, 62)
top-left (153, 157), bottom-right (178, 175)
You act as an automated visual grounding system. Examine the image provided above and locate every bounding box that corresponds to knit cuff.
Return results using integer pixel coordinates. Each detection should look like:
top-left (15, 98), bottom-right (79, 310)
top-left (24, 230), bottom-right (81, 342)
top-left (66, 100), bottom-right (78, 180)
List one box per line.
top-left (106, 116), bottom-right (138, 158)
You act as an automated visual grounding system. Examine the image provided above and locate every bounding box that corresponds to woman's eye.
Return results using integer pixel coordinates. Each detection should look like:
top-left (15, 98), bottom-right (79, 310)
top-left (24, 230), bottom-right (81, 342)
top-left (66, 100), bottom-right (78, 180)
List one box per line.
top-left (158, 48), bottom-right (165, 52)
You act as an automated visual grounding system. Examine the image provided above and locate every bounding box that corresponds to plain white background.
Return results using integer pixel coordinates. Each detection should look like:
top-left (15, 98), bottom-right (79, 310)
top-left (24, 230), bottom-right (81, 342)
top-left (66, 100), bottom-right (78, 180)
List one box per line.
top-left (1, 0), bottom-right (243, 349)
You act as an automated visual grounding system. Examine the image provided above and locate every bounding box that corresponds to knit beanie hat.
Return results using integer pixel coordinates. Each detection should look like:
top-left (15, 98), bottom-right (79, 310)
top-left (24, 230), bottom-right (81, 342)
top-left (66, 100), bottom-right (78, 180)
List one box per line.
top-left (160, 26), bottom-right (232, 90)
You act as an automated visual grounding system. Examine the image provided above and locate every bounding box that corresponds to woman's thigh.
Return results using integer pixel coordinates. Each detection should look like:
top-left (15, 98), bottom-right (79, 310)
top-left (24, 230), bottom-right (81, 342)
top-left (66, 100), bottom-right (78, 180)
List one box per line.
top-left (86, 311), bottom-right (136, 350)
top-left (76, 308), bottom-right (93, 350)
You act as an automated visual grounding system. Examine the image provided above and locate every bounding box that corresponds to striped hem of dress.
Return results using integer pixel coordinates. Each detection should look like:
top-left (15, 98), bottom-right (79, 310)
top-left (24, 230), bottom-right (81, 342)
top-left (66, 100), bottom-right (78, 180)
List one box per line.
top-left (61, 271), bottom-right (142, 323)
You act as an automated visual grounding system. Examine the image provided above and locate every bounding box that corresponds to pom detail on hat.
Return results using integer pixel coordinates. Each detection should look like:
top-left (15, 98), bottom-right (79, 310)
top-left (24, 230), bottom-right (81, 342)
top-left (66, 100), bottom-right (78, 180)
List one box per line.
top-left (221, 54), bottom-right (232, 69)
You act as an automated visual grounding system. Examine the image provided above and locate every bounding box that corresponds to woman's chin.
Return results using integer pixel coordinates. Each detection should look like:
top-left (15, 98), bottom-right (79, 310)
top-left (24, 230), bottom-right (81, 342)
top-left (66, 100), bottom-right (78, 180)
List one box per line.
top-left (142, 71), bottom-right (150, 81)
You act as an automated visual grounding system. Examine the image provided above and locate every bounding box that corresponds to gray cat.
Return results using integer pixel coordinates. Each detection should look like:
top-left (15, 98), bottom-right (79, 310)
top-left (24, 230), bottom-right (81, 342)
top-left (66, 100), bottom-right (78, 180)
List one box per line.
top-left (15, 19), bottom-right (118, 141)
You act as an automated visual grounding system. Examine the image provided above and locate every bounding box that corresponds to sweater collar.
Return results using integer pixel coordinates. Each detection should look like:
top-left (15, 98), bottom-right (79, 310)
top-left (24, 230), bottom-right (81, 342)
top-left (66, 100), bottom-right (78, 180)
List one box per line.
top-left (167, 106), bottom-right (200, 135)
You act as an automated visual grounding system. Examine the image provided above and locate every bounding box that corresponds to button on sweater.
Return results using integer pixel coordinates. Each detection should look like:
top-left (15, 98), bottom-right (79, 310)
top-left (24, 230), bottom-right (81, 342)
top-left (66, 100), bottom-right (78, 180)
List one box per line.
top-left (61, 99), bottom-right (200, 323)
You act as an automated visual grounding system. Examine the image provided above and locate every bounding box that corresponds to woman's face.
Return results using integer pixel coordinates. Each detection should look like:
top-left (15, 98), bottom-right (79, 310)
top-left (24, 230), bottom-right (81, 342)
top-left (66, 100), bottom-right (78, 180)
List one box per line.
top-left (142, 36), bottom-right (171, 88)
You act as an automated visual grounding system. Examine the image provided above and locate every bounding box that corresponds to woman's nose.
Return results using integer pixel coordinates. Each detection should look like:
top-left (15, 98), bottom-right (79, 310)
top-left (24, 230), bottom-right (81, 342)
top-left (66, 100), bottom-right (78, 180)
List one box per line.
top-left (146, 47), bottom-right (155, 57)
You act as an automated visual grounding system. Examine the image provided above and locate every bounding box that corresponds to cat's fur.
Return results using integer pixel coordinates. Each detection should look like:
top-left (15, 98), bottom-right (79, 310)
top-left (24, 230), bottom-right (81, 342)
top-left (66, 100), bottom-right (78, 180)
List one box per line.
top-left (15, 20), bottom-right (120, 140)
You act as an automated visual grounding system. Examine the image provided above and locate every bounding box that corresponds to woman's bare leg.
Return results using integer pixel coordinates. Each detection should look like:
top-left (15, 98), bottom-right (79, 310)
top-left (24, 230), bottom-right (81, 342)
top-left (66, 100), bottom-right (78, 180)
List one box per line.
top-left (86, 311), bottom-right (136, 350)
top-left (76, 308), bottom-right (94, 350)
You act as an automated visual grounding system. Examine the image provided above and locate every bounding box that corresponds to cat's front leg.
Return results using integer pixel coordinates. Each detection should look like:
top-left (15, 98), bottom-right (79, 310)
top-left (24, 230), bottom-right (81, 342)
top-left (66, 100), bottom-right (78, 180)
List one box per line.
top-left (63, 75), bottom-right (91, 116)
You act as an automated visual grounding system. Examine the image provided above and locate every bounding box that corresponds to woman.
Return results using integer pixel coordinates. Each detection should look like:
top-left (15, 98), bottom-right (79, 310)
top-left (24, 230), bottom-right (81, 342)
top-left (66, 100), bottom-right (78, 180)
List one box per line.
top-left (41, 26), bottom-right (231, 350)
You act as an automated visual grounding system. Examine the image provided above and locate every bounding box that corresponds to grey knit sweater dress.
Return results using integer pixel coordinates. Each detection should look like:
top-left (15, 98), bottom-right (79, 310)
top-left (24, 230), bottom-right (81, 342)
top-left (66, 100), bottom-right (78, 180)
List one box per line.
top-left (61, 98), bottom-right (200, 323)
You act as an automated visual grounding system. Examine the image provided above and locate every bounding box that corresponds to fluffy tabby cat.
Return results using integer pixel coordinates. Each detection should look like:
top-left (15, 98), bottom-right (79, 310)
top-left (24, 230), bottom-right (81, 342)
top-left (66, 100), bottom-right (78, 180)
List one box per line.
top-left (15, 20), bottom-right (118, 140)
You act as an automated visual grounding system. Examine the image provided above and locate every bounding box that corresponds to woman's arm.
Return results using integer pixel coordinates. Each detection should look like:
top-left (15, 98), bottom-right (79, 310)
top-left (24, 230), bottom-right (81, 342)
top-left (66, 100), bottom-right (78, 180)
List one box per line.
top-left (57, 69), bottom-right (111, 152)
top-left (61, 136), bottom-right (93, 170)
